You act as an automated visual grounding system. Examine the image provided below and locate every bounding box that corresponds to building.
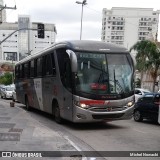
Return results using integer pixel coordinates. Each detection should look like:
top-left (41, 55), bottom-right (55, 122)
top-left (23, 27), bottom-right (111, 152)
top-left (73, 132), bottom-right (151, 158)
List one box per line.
top-left (0, 16), bottom-right (57, 63)
top-left (0, 0), bottom-right (6, 23)
top-left (101, 7), bottom-right (160, 50)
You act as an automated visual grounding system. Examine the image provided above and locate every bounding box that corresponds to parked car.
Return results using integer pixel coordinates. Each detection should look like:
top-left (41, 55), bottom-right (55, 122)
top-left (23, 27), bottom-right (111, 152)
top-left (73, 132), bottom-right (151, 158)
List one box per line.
top-left (0, 85), bottom-right (6, 98)
top-left (135, 88), bottom-right (151, 102)
top-left (1, 86), bottom-right (15, 99)
top-left (134, 93), bottom-right (160, 122)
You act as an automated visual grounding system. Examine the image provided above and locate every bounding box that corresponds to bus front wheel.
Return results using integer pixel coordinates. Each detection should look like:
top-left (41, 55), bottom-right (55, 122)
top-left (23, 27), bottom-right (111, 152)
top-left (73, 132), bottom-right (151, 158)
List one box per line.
top-left (53, 102), bottom-right (63, 124)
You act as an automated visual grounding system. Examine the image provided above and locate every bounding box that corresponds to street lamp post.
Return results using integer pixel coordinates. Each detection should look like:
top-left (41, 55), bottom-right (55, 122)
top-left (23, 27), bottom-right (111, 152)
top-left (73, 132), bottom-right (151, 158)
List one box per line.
top-left (76, 0), bottom-right (87, 40)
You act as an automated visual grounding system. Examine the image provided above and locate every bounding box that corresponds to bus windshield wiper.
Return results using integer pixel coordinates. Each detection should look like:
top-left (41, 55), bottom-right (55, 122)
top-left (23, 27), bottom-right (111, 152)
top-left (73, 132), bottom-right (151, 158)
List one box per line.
top-left (113, 68), bottom-right (124, 93)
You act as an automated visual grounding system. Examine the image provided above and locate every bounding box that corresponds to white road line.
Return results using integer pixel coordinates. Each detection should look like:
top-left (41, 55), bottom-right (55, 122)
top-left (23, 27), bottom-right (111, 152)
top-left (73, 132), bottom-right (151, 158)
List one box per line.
top-left (64, 136), bottom-right (93, 160)
top-left (133, 129), bottom-right (147, 134)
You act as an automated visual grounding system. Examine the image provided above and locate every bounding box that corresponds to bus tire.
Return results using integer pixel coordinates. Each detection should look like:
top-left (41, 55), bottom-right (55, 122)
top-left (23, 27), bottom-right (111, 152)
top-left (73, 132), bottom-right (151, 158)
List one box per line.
top-left (25, 97), bottom-right (31, 111)
top-left (54, 102), bottom-right (63, 124)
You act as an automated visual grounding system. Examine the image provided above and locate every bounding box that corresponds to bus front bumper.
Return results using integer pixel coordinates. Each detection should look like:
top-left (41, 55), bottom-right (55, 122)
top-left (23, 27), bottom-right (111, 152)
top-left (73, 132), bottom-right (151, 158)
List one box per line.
top-left (72, 105), bottom-right (134, 123)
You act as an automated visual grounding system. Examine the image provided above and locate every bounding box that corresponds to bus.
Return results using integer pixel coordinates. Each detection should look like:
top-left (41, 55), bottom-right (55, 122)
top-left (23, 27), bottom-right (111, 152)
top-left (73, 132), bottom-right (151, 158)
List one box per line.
top-left (14, 40), bottom-right (135, 123)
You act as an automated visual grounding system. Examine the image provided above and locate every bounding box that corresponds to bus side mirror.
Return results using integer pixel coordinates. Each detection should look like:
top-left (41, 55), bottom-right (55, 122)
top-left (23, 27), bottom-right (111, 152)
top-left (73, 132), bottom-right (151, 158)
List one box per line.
top-left (66, 50), bottom-right (77, 72)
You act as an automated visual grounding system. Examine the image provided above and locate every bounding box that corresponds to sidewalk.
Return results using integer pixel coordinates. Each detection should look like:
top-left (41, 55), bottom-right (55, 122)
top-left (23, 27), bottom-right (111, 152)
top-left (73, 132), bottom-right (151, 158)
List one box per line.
top-left (0, 100), bottom-right (81, 160)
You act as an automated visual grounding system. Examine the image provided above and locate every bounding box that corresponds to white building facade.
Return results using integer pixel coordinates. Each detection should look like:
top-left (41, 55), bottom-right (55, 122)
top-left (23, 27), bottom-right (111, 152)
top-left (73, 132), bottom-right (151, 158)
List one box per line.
top-left (0, 18), bottom-right (57, 63)
top-left (101, 7), bottom-right (160, 50)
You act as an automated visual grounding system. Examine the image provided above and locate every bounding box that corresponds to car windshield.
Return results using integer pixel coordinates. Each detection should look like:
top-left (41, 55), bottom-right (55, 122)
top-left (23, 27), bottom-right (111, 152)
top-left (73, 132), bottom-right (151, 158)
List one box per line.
top-left (75, 52), bottom-right (134, 95)
top-left (143, 91), bottom-right (150, 94)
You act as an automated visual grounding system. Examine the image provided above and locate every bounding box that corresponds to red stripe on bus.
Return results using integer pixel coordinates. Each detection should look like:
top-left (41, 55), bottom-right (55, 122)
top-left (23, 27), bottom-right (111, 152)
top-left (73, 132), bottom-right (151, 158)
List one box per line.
top-left (80, 100), bottom-right (105, 105)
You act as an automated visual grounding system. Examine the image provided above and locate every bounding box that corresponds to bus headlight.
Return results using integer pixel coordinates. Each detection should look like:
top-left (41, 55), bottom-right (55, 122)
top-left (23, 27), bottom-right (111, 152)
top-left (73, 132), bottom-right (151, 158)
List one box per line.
top-left (74, 100), bottom-right (89, 109)
top-left (127, 101), bottom-right (134, 107)
top-left (80, 103), bottom-right (89, 109)
top-left (74, 100), bottom-right (105, 109)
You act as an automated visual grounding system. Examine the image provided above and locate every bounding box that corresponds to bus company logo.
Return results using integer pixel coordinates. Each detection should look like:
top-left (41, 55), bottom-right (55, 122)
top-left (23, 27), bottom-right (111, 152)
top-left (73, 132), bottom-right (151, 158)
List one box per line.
top-left (107, 107), bottom-right (112, 111)
top-left (2, 152), bottom-right (12, 157)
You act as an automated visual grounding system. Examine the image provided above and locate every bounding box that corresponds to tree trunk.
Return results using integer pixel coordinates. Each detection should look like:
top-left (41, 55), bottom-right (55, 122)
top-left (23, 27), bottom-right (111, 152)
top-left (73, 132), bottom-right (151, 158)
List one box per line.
top-left (140, 71), bottom-right (144, 88)
top-left (152, 68), bottom-right (158, 92)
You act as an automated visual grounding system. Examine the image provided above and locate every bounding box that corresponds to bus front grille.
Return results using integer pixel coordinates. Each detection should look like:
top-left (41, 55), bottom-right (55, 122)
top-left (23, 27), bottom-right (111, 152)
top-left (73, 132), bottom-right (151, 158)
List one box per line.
top-left (92, 113), bottom-right (125, 119)
top-left (89, 106), bottom-right (125, 112)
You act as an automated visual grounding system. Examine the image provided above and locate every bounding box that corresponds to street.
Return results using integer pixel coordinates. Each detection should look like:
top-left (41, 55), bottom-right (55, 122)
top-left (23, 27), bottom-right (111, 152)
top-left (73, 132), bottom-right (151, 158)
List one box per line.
top-left (0, 98), bottom-right (160, 160)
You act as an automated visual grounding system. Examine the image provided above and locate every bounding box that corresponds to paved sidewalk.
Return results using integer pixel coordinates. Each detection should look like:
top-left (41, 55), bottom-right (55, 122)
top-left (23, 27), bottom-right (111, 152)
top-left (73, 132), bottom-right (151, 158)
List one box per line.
top-left (0, 100), bottom-right (81, 160)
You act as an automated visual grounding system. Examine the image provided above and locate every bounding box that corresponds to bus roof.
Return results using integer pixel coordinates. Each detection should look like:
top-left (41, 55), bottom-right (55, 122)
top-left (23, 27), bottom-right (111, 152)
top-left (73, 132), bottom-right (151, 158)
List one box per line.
top-left (62, 40), bottom-right (128, 52)
top-left (16, 40), bottom-right (129, 65)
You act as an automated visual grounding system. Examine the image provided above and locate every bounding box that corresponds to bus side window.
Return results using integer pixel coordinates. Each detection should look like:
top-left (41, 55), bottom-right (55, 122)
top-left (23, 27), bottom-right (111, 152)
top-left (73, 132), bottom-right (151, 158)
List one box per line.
top-left (42, 54), bottom-right (53, 76)
top-left (56, 48), bottom-right (72, 90)
top-left (30, 60), bottom-right (34, 78)
top-left (24, 62), bottom-right (30, 78)
top-left (51, 52), bottom-right (56, 75)
top-left (20, 64), bottom-right (24, 79)
top-left (64, 59), bottom-right (72, 90)
top-left (34, 59), bottom-right (37, 77)
top-left (37, 57), bottom-right (42, 77)
top-left (15, 65), bottom-right (20, 79)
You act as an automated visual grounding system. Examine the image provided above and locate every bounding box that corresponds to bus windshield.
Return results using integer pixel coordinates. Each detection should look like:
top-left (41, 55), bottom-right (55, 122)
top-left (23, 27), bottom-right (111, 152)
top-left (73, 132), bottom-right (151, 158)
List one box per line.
top-left (75, 52), bottom-right (133, 95)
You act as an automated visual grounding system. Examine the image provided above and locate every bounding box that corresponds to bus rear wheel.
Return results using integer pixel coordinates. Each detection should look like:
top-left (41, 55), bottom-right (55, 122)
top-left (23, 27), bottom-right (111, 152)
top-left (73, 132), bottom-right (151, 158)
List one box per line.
top-left (54, 102), bottom-right (63, 124)
top-left (25, 97), bottom-right (31, 111)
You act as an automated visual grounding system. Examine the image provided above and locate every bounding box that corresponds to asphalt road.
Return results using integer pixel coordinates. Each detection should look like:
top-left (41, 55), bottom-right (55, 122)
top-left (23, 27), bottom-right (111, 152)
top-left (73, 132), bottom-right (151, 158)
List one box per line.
top-left (1, 98), bottom-right (160, 160)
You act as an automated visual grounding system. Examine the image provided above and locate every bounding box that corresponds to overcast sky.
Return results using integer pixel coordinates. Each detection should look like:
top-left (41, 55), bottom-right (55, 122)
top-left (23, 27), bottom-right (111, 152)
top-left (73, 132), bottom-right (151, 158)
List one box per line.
top-left (4, 0), bottom-right (160, 42)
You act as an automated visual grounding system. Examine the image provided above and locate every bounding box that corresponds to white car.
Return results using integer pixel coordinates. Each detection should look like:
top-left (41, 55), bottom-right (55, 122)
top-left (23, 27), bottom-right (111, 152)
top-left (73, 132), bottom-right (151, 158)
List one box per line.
top-left (1, 86), bottom-right (14, 99)
top-left (135, 88), bottom-right (151, 102)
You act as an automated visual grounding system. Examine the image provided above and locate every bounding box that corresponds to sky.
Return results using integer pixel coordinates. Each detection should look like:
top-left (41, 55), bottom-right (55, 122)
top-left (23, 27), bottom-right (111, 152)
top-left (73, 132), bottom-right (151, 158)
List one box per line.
top-left (3, 0), bottom-right (160, 42)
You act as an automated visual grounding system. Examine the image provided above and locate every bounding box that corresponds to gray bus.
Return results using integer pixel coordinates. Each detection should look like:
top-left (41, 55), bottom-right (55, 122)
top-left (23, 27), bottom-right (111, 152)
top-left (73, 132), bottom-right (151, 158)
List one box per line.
top-left (14, 40), bottom-right (135, 123)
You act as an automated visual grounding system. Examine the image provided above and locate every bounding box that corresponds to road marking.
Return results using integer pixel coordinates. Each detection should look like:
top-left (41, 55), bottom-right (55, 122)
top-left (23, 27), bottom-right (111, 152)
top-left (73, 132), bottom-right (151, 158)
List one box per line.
top-left (64, 136), bottom-right (89, 160)
top-left (133, 129), bottom-right (147, 134)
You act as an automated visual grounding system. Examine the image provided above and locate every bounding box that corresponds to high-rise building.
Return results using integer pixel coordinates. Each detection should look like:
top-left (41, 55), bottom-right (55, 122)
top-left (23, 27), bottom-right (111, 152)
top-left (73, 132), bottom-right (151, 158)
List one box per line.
top-left (0, 0), bottom-right (6, 23)
top-left (18, 15), bottom-right (31, 60)
top-left (101, 7), bottom-right (160, 50)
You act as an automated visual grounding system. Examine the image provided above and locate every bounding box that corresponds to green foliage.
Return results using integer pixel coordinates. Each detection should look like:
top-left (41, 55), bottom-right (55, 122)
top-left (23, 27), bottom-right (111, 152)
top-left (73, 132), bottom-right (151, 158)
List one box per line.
top-left (130, 40), bottom-right (160, 92)
top-left (135, 78), bottom-right (141, 88)
top-left (0, 72), bottom-right (13, 85)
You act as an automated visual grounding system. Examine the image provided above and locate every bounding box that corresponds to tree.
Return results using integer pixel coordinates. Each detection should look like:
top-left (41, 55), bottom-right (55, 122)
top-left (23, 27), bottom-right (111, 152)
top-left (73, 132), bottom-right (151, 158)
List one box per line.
top-left (130, 40), bottom-right (160, 92)
top-left (135, 78), bottom-right (141, 88)
top-left (0, 72), bottom-right (12, 85)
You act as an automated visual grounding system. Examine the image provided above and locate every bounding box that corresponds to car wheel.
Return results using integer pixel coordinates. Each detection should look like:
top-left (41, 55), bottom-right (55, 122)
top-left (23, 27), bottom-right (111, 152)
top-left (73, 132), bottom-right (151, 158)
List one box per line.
top-left (134, 110), bottom-right (143, 122)
top-left (54, 102), bottom-right (63, 124)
